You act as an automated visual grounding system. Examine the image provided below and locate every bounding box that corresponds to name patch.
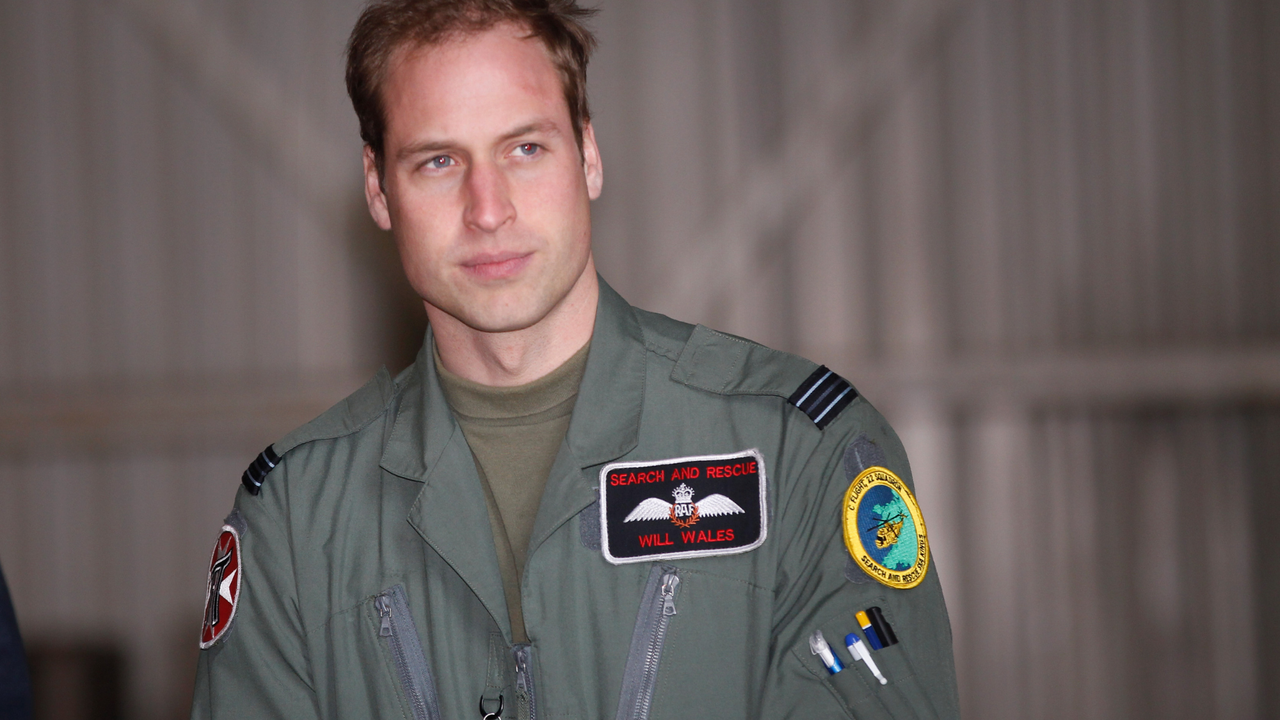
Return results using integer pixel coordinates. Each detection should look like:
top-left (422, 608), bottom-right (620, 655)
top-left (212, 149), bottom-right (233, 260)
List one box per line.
top-left (600, 449), bottom-right (767, 564)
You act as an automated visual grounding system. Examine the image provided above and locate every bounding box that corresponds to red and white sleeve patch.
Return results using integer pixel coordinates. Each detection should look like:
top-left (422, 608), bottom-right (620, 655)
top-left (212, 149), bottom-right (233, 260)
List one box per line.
top-left (199, 524), bottom-right (242, 649)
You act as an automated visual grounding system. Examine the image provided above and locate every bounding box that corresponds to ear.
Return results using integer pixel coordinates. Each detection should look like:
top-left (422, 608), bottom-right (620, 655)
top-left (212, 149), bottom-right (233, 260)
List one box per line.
top-left (363, 145), bottom-right (393, 231)
top-left (581, 122), bottom-right (603, 200)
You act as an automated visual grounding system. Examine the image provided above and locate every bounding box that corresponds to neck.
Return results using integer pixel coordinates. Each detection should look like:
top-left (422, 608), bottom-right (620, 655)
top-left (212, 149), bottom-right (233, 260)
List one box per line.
top-left (428, 266), bottom-right (599, 387)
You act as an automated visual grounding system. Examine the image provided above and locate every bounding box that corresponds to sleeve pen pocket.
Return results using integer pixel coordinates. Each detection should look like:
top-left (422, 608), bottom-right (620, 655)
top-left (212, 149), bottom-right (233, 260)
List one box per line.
top-left (793, 603), bottom-right (940, 720)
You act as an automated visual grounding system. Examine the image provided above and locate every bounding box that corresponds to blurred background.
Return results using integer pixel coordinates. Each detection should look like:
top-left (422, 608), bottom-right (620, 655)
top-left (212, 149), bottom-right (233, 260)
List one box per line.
top-left (1, 0), bottom-right (1278, 718)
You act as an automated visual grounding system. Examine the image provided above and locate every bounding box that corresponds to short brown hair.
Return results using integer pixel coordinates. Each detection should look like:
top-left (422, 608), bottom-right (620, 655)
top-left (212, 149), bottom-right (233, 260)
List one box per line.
top-left (346, 0), bottom-right (597, 176)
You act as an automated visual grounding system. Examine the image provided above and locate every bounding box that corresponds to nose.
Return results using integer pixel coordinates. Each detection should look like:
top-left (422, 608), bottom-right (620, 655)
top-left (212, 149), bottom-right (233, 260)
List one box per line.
top-left (462, 161), bottom-right (515, 233)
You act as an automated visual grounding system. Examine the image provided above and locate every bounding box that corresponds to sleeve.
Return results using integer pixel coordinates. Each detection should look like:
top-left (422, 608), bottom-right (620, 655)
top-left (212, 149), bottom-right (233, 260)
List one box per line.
top-left (191, 464), bottom-right (323, 720)
top-left (757, 396), bottom-right (961, 719)
top-left (0, 561), bottom-right (32, 719)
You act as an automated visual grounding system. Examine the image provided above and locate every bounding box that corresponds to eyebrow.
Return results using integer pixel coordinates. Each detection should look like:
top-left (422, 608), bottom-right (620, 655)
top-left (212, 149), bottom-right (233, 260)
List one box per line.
top-left (395, 120), bottom-right (562, 162)
top-left (499, 120), bottom-right (561, 143)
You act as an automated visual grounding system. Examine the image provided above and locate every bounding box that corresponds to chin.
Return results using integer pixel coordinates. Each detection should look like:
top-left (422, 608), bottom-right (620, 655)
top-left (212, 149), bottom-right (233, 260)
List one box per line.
top-left (423, 262), bottom-right (590, 335)
top-left (447, 293), bottom-right (553, 334)
top-left (461, 312), bottom-right (544, 334)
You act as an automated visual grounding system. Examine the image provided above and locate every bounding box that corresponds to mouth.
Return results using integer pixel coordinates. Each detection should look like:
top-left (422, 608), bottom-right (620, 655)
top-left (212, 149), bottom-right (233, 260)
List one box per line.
top-left (460, 250), bottom-right (534, 281)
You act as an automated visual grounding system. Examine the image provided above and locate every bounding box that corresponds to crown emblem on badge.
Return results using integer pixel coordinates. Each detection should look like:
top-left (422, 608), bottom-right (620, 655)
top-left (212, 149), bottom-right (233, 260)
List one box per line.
top-left (672, 484), bottom-right (695, 504)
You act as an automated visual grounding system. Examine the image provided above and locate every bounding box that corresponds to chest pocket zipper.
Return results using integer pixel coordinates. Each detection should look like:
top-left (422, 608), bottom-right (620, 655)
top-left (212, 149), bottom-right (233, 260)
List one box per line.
top-left (375, 585), bottom-right (443, 720)
top-left (615, 566), bottom-right (681, 720)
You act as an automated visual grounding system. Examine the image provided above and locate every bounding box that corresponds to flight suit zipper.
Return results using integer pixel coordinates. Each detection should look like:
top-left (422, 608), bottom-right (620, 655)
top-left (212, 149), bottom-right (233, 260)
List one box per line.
top-left (615, 566), bottom-right (681, 720)
top-left (514, 643), bottom-right (537, 720)
top-left (375, 585), bottom-right (442, 720)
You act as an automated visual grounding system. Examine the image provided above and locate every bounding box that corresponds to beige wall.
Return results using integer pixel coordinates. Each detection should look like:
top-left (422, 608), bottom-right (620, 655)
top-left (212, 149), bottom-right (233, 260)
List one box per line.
top-left (2, 1), bottom-right (1278, 718)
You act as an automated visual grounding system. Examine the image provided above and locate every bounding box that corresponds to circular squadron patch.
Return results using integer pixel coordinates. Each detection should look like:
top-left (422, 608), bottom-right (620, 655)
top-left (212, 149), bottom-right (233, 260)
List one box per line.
top-left (842, 466), bottom-right (929, 589)
top-left (199, 525), bottom-right (242, 648)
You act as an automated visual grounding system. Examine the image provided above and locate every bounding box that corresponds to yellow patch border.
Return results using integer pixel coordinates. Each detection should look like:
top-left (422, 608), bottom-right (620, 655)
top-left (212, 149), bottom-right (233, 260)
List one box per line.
top-left (842, 466), bottom-right (929, 589)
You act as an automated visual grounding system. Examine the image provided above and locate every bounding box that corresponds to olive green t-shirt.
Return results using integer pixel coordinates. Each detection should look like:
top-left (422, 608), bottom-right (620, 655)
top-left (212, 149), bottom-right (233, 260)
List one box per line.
top-left (435, 340), bottom-right (590, 643)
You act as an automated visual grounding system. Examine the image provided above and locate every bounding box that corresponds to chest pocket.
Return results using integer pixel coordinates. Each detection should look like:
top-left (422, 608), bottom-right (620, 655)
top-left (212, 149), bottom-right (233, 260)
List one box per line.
top-left (614, 566), bottom-right (680, 720)
top-left (371, 585), bottom-right (444, 720)
top-left (613, 564), bottom-right (771, 720)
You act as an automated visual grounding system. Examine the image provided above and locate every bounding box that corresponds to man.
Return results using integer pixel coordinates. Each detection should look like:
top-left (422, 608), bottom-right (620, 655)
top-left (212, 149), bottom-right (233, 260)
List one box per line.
top-left (192, 1), bottom-right (960, 718)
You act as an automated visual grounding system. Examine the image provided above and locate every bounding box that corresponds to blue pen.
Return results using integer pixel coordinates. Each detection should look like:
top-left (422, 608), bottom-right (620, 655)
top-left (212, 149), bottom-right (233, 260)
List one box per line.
top-left (809, 630), bottom-right (844, 675)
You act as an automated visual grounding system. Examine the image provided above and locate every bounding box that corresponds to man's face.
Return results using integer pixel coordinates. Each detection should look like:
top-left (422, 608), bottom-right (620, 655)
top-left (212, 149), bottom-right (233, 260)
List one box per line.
top-left (364, 23), bottom-right (603, 333)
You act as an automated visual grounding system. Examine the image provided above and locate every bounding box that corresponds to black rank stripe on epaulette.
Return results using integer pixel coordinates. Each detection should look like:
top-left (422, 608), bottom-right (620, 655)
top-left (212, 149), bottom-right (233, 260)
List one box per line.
top-left (241, 445), bottom-right (281, 495)
top-left (788, 366), bottom-right (857, 429)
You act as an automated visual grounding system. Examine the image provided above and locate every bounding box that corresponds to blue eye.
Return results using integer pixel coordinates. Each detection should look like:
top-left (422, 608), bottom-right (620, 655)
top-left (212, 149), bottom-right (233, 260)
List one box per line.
top-left (515, 143), bottom-right (540, 156)
top-left (428, 155), bottom-right (453, 169)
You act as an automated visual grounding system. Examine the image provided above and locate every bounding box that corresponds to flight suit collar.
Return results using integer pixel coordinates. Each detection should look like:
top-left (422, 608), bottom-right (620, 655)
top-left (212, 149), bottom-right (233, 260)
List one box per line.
top-left (379, 329), bottom-right (456, 482)
top-left (523, 278), bottom-right (647, 558)
top-left (379, 276), bottom-right (646, 480)
top-left (380, 330), bottom-right (512, 637)
top-left (377, 276), bottom-right (648, 637)
top-left (564, 277), bottom-right (646, 468)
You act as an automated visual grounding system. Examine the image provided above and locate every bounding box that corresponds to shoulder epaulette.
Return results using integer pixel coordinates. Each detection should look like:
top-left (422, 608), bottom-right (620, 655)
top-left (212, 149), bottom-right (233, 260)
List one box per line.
top-left (788, 365), bottom-right (856, 429)
top-left (239, 367), bottom-right (397, 496)
top-left (241, 446), bottom-right (281, 495)
top-left (632, 306), bottom-right (697, 359)
top-left (669, 326), bottom-right (858, 430)
top-left (670, 325), bottom-right (801, 395)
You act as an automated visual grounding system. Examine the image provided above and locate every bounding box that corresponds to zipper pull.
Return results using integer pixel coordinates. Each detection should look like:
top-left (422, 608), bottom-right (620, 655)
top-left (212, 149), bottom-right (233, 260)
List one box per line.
top-left (515, 647), bottom-right (529, 692)
top-left (376, 595), bottom-right (392, 637)
top-left (514, 645), bottom-right (535, 720)
top-left (660, 574), bottom-right (680, 616)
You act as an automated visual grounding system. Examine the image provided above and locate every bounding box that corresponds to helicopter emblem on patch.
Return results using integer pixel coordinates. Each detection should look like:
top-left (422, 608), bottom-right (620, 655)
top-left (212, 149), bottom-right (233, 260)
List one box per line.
top-left (842, 466), bottom-right (929, 589)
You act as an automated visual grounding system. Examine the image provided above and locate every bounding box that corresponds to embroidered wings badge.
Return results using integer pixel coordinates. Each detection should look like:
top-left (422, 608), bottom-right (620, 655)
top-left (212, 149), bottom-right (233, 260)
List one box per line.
top-left (623, 483), bottom-right (746, 528)
top-left (599, 449), bottom-right (767, 564)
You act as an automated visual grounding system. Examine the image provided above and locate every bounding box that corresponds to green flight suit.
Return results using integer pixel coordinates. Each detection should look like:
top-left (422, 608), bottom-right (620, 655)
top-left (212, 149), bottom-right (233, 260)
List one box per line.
top-left (191, 279), bottom-right (960, 719)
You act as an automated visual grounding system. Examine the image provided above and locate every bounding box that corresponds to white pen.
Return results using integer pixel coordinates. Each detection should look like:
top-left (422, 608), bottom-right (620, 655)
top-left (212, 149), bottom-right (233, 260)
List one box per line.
top-left (845, 633), bottom-right (888, 685)
top-left (809, 630), bottom-right (844, 675)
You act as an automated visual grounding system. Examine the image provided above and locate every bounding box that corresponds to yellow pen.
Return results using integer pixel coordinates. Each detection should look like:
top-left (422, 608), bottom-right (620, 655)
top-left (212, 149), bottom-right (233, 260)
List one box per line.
top-left (856, 610), bottom-right (884, 649)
